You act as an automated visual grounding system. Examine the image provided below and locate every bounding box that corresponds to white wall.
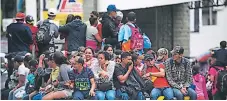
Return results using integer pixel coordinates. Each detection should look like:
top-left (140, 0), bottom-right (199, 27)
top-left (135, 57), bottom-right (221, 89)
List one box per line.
top-left (190, 7), bottom-right (227, 57)
top-left (97, 0), bottom-right (199, 12)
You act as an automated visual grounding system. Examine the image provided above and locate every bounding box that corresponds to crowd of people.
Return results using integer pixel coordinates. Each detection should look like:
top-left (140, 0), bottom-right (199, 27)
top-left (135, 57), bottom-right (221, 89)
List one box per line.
top-left (1, 4), bottom-right (227, 100)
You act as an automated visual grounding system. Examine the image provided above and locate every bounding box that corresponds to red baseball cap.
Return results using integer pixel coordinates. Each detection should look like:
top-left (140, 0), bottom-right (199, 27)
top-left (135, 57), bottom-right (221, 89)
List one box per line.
top-left (15, 12), bottom-right (25, 19)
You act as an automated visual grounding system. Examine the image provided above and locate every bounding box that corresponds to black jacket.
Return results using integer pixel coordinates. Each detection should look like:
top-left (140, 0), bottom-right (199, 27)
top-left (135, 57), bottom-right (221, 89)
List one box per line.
top-left (59, 20), bottom-right (87, 52)
top-left (6, 22), bottom-right (32, 53)
top-left (101, 14), bottom-right (118, 47)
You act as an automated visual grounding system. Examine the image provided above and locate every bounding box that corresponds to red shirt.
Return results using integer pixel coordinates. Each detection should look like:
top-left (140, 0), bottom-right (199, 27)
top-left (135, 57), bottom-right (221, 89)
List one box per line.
top-left (146, 63), bottom-right (170, 88)
top-left (26, 24), bottom-right (38, 52)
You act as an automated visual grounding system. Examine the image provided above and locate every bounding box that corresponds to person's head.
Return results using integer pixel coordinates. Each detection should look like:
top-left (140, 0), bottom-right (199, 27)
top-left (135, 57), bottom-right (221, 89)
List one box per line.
top-left (90, 11), bottom-right (99, 19)
top-left (48, 8), bottom-right (57, 20)
top-left (97, 51), bottom-right (110, 65)
top-left (192, 64), bottom-right (200, 76)
top-left (220, 41), bottom-right (227, 49)
top-left (171, 46), bottom-right (184, 61)
top-left (72, 56), bottom-right (84, 70)
top-left (24, 54), bottom-right (32, 67)
top-left (104, 45), bottom-right (114, 55)
top-left (28, 59), bottom-right (38, 73)
top-left (85, 47), bottom-right (95, 61)
top-left (15, 12), bottom-right (25, 22)
top-left (115, 11), bottom-right (123, 25)
top-left (74, 15), bottom-right (82, 21)
top-left (121, 52), bottom-right (132, 66)
top-left (146, 50), bottom-right (157, 60)
top-left (107, 4), bottom-right (119, 18)
top-left (14, 55), bottom-right (24, 69)
top-left (157, 48), bottom-right (169, 61)
top-left (126, 11), bottom-right (136, 23)
top-left (66, 14), bottom-right (74, 24)
top-left (115, 55), bottom-right (121, 64)
top-left (25, 15), bottom-right (34, 25)
top-left (89, 17), bottom-right (98, 26)
top-left (115, 49), bottom-right (122, 55)
top-left (144, 54), bottom-right (155, 67)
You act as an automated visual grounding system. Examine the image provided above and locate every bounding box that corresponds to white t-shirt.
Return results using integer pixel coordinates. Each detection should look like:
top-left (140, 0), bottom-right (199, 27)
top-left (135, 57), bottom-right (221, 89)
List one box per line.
top-left (18, 64), bottom-right (30, 84)
top-left (86, 26), bottom-right (98, 41)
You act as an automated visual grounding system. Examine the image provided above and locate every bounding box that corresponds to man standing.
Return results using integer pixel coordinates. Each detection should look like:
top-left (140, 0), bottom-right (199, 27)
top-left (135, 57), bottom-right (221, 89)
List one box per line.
top-left (37, 8), bottom-right (59, 55)
top-left (118, 12), bottom-right (144, 55)
top-left (6, 12), bottom-right (32, 78)
top-left (164, 46), bottom-right (197, 100)
top-left (59, 15), bottom-right (87, 52)
top-left (25, 15), bottom-right (39, 57)
top-left (213, 41), bottom-right (227, 67)
top-left (102, 5), bottom-right (120, 49)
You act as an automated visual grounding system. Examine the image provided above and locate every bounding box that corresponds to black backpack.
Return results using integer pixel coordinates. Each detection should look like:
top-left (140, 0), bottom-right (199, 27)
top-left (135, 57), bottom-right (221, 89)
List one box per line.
top-left (36, 21), bottom-right (52, 44)
top-left (212, 66), bottom-right (227, 94)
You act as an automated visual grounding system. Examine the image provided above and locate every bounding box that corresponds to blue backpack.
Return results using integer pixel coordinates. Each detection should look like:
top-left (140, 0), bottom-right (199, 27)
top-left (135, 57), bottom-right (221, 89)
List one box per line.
top-left (143, 33), bottom-right (152, 49)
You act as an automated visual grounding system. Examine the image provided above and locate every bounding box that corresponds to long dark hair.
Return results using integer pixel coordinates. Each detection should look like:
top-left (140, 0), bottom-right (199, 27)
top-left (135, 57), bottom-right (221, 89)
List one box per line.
top-left (66, 14), bottom-right (74, 24)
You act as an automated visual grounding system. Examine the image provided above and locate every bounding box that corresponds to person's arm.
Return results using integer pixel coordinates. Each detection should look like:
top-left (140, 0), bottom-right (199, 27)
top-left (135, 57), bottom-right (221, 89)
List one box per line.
top-left (53, 24), bottom-right (59, 38)
top-left (150, 68), bottom-right (165, 77)
top-left (164, 60), bottom-right (182, 89)
top-left (103, 21), bottom-right (118, 45)
top-left (94, 34), bottom-right (102, 43)
top-left (117, 64), bottom-right (133, 84)
top-left (25, 26), bottom-right (33, 44)
top-left (202, 76), bottom-right (209, 100)
top-left (183, 61), bottom-right (193, 88)
top-left (90, 78), bottom-right (96, 92)
top-left (58, 23), bottom-right (70, 35)
top-left (58, 66), bottom-right (70, 86)
top-left (106, 61), bottom-right (115, 80)
top-left (14, 75), bottom-right (26, 90)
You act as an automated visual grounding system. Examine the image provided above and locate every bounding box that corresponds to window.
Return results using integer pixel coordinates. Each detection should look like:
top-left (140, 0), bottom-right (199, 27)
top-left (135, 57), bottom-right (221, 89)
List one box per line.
top-left (190, 1), bottom-right (200, 32)
top-left (202, 0), bottom-right (217, 26)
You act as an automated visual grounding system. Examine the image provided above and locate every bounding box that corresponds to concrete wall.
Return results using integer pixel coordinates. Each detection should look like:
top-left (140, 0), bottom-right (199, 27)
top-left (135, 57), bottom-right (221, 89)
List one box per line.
top-left (173, 3), bottom-right (190, 56)
top-left (83, 0), bottom-right (97, 21)
top-left (190, 7), bottom-right (227, 57)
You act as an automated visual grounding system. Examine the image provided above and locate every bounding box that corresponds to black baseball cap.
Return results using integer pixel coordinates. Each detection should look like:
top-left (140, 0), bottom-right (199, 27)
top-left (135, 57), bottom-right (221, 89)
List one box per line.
top-left (14, 55), bottom-right (24, 62)
top-left (144, 54), bottom-right (154, 60)
top-left (171, 46), bottom-right (184, 54)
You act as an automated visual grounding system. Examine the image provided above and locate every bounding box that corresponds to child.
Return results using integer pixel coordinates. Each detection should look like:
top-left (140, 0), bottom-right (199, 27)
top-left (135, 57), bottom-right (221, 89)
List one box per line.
top-left (192, 64), bottom-right (208, 100)
top-left (25, 60), bottom-right (38, 94)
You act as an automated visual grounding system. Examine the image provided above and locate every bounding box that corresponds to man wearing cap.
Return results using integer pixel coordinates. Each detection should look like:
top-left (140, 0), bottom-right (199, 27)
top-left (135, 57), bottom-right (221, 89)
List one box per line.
top-left (101, 4), bottom-right (120, 49)
top-left (8, 55), bottom-right (30, 100)
top-left (143, 53), bottom-right (174, 100)
top-left (25, 15), bottom-right (39, 57)
top-left (6, 12), bottom-right (32, 79)
top-left (164, 46), bottom-right (197, 100)
top-left (37, 8), bottom-right (59, 55)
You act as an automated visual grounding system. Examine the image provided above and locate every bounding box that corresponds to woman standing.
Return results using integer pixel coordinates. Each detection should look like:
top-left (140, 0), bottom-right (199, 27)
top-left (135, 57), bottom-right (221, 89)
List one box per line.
top-left (92, 51), bottom-right (116, 100)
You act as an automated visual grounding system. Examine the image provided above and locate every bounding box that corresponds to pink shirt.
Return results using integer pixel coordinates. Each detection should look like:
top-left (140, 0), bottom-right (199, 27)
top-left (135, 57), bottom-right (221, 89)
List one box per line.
top-left (208, 66), bottom-right (224, 95)
top-left (193, 74), bottom-right (208, 100)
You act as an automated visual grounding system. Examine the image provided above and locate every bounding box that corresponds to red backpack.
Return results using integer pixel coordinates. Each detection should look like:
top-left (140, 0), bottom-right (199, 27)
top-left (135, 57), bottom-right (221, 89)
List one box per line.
top-left (127, 24), bottom-right (144, 50)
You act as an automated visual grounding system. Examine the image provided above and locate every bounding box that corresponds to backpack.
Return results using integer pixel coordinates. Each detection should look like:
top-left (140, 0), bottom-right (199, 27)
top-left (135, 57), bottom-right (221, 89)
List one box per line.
top-left (36, 21), bottom-right (52, 44)
top-left (127, 24), bottom-right (144, 50)
top-left (212, 66), bottom-right (227, 94)
top-left (143, 33), bottom-right (152, 49)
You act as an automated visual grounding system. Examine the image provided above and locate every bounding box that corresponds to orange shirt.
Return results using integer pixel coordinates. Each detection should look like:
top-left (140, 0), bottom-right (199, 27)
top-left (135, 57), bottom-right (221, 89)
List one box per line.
top-left (146, 63), bottom-right (170, 88)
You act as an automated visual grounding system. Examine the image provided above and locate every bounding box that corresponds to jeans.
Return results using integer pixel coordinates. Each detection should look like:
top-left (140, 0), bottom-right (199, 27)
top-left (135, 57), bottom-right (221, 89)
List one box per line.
top-left (173, 88), bottom-right (197, 100)
top-left (116, 89), bottom-right (144, 100)
top-left (8, 86), bottom-right (25, 100)
top-left (96, 90), bottom-right (116, 100)
top-left (73, 90), bottom-right (97, 100)
top-left (22, 94), bottom-right (29, 100)
top-left (150, 87), bottom-right (174, 100)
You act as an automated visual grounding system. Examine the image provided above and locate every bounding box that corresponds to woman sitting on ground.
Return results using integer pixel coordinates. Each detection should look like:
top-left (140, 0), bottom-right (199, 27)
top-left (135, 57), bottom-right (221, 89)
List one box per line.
top-left (92, 51), bottom-right (116, 100)
top-left (84, 47), bottom-right (98, 68)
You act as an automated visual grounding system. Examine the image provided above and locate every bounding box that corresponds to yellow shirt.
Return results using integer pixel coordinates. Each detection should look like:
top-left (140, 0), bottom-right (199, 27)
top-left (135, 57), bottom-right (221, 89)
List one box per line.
top-left (51, 66), bottom-right (60, 81)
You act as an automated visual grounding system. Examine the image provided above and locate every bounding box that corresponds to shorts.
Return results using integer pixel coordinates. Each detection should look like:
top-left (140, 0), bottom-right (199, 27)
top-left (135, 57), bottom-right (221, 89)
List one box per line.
top-left (63, 89), bottom-right (73, 97)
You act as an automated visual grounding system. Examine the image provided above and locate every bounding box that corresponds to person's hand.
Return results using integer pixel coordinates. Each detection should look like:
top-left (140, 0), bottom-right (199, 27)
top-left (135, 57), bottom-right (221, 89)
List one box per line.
top-left (39, 54), bottom-right (45, 61)
top-left (89, 90), bottom-right (96, 96)
top-left (39, 87), bottom-right (45, 91)
top-left (180, 88), bottom-right (188, 95)
top-left (128, 62), bottom-right (134, 71)
top-left (142, 73), bottom-right (151, 78)
top-left (99, 71), bottom-right (109, 78)
top-left (12, 88), bottom-right (17, 92)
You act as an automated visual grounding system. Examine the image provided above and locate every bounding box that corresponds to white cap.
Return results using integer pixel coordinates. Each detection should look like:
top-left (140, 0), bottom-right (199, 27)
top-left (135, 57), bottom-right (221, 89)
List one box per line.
top-left (116, 11), bottom-right (123, 18)
top-left (48, 8), bottom-right (57, 16)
